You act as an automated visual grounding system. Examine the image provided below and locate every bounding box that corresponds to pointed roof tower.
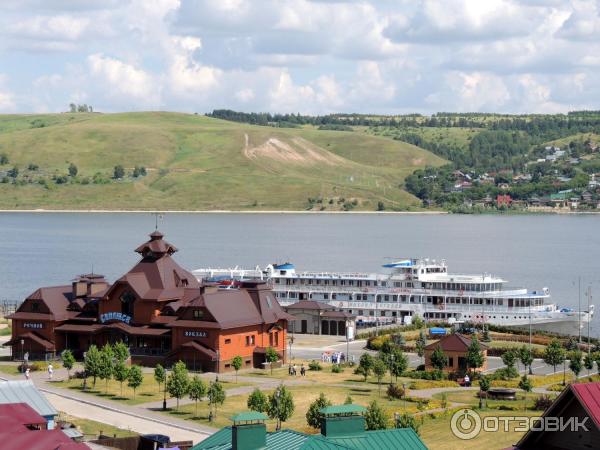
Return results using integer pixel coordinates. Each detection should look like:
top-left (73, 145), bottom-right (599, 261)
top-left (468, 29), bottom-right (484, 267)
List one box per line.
top-left (105, 231), bottom-right (199, 302)
top-left (134, 231), bottom-right (178, 260)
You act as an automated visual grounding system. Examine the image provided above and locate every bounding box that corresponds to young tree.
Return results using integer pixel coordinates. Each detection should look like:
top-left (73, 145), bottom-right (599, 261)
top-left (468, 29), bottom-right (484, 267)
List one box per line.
top-left (68, 163), bottom-right (78, 177)
top-left (466, 336), bottom-right (485, 374)
top-left (569, 350), bottom-right (583, 380)
top-left (395, 412), bottom-right (420, 435)
top-left (0, 153), bottom-right (8, 165)
top-left (267, 384), bottom-right (294, 431)
top-left (113, 165), bottom-right (125, 179)
top-left (98, 344), bottom-right (114, 393)
top-left (365, 400), bottom-right (388, 430)
top-left (519, 346), bottom-right (534, 375)
top-left (306, 393), bottom-right (331, 429)
top-left (265, 347), bottom-right (279, 375)
top-left (127, 365), bottom-right (143, 399)
top-left (247, 388), bottom-right (268, 413)
top-left (415, 330), bottom-right (426, 361)
top-left (232, 356), bottom-right (243, 383)
top-left (344, 394), bottom-right (353, 405)
top-left (188, 376), bottom-right (207, 417)
top-left (519, 374), bottom-right (533, 411)
top-left (543, 339), bottom-right (566, 375)
top-left (208, 381), bottom-right (226, 420)
top-left (113, 360), bottom-right (130, 397)
top-left (388, 348), bottom-right (408, 383)
top-left (84, 345), bottom-right (101, 388)
top-left (61, 349), bottom-right (75, 380)
top-left (430, 346), bottom-right (448, 372)
top-left (478, 375), bottom-right (491, 409)
top-left (154, 364), bottom-right (166, 393)
top-left (584, 353), bottom-right (594, 377)
top-left (500, 350), bottom-right (519, 378)
top-left (113, 341), bottom-right (130, 363)
top-left (356, 353), bottom-right (374, 382)
top-left (372, 358), bottom-right (387, 396)
top-left (167, 361), bottom-right (190, 410)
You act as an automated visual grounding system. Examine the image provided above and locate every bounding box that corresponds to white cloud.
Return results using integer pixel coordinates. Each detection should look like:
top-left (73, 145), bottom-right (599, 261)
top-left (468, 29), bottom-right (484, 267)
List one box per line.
top-left (8, 14), bottom-right (90, 40)
top-left (1, 0), bottom-right (600, 114)
top-left (88, 53), bottom-right (158, 106)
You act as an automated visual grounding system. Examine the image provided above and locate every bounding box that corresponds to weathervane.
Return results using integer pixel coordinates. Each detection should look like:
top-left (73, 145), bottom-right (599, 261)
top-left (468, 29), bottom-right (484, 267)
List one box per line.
top-left (153, 212), bottom-right (165, 230)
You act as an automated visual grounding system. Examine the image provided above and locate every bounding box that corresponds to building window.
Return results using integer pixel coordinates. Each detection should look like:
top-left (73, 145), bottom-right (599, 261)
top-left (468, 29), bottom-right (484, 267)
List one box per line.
top-left (245, 359), bottom-right (251, 365)
top-left (224, 338), bottom-right (231, 344)
top-left (246, 335), bottom-right (255, 346)
top-left (31, 302), bottom-right (39, 312)
top-left (193, 310), bottom-right (204, 319)
top-left (449, 357), bottom-right (454, 367)
top-left (225, 364), bottom-right (231, 368)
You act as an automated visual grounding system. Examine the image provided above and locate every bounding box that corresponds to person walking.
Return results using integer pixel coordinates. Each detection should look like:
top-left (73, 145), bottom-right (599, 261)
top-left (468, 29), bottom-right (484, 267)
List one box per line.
top-left (25, 368), bottom-right (30, 380)
top-left (47, 363), bottom-right (53, 380)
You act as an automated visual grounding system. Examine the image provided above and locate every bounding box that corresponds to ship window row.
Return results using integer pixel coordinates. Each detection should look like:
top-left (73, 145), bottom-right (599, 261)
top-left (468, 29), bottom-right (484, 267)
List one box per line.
top-left (423, 282), bottom-right (502, 292)
top-left (276, 278), bottom-right (388, 287)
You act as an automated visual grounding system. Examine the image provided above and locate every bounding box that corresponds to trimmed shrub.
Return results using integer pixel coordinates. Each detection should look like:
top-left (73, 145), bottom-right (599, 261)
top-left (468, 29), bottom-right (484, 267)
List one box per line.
top-left (533, 395), bottom-right (554, 411)
top-left (387, 383), bottom-right (405, 400)
top-left (308, 360), bottom-right (322, 371)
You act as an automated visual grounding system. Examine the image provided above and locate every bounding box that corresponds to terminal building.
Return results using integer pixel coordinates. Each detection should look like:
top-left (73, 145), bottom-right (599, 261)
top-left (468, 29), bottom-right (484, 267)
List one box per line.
top-left (5, 231), bottom-right (294, 372)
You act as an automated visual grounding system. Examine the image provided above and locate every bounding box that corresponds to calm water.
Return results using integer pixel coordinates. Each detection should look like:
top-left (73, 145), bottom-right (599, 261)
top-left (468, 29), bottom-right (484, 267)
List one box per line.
top-left (1, 212), bottom-right (599, 336)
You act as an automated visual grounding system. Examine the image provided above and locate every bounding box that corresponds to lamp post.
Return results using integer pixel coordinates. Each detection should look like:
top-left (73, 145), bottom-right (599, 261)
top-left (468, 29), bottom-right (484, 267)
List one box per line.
top-left (390, 353), bottom-right (395, 384)
top-left (20, 339), bottom-right (24, 371)
top-left (162, 367), bottom-right (168, 411)
top-left (402, 382), bottom-right (407, 413)
top-left (288, 335), bottom-right (294, 363)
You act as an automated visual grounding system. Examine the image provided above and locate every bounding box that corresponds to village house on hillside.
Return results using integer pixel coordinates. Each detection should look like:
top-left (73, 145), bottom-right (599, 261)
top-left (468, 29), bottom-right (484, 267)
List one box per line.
top-left (5, 231), bottom-right (294, 372)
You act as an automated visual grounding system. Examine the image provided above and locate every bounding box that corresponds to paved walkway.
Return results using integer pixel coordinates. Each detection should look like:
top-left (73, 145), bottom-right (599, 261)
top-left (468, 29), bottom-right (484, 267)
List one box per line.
top-left (0, 369), bottom-right (216, 444)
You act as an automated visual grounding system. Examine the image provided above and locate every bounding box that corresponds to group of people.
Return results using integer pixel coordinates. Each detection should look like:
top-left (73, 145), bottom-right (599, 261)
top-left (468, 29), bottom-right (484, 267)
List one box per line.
top-left (23, 362), bottom-right (53, 381)
top-left (288, 364), bottom-right (306, 376)
top-left (321, 351), bottom-right (345, 364)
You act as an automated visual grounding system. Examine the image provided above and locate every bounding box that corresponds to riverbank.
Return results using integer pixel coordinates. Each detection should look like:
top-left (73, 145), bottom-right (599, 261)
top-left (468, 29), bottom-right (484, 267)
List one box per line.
top-left (0, 209), bottom-right (448, 214)
top-left (1, 208), bottom-right (599, 215)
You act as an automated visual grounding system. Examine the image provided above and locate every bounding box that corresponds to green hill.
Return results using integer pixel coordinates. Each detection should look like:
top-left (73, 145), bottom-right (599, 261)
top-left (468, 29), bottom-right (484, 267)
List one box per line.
top-left (0, 112), bottom-right (445, 211)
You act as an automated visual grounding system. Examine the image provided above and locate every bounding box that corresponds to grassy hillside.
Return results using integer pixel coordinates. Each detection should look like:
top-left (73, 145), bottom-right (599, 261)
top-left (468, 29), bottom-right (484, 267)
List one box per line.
top-left (0, 112), bottom-right (445, 211)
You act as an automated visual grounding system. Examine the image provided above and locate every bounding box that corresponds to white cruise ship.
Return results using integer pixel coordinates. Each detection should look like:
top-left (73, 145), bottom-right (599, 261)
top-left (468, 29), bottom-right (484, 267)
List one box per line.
top-left (193, 258), bottom-right (593, 336)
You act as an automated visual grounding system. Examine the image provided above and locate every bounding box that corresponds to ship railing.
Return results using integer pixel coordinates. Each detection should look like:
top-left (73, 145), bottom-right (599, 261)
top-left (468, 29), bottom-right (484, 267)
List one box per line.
top-left (274, 284), bottom-right (539, 298)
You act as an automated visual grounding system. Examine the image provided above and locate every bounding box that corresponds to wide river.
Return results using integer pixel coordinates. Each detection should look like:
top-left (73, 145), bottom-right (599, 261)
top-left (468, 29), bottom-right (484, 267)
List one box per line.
top-left (1, 213), bottom-right (599, 336)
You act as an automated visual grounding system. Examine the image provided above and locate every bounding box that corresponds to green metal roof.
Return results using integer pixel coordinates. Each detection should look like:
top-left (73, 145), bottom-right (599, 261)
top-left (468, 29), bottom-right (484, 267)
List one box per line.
top-left (319, 405), bottom-right (366, 416)
top-left (303, 428), bottom-right (429, 450)
top-left (230, 412), bottom-right (268, 422)
top-left (191, 429), bottom-right (309, 450)
top-left (192, 427), bottom-right (232, 449)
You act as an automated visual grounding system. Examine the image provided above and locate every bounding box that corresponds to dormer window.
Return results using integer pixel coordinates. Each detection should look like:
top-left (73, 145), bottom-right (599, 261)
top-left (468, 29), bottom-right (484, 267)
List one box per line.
top-left (193, 309), bottom-right (204, 319)
top-left (31, 302), bottom-right (39, 312)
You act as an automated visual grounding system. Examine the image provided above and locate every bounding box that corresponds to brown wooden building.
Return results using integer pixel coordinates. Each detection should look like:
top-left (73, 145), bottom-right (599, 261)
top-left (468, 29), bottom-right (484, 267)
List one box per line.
top-left (424, 333), bottom-right (488, 373)
top-left (6, 231), bottom-right (294, 372)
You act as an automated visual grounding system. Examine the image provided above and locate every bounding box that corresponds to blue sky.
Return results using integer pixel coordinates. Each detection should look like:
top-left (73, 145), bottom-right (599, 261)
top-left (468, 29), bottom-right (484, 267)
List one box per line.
top-left (0, 0), bottom-right (599, 115)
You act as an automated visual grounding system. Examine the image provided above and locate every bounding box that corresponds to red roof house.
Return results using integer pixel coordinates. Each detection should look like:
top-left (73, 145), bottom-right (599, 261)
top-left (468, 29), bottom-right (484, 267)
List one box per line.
top-left (0, 402), bottom-right (89, 450)
top-left (514, 382), bottom-right (600, 449)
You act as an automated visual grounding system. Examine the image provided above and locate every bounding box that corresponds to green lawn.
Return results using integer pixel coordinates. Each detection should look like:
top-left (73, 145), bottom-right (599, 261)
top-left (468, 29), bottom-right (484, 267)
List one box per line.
top-left (420, 409), bottom-right (541, 450)
top-left (0, 112), bottom-right (446, 211)
top-left (59, 413), bottom-right (138, 439)
top-left (432, 389), bottom-right (556, 411)
top-left (53, 372), bottom-right (250, 406)
top-left (164, 383), bottom-right (441, 434)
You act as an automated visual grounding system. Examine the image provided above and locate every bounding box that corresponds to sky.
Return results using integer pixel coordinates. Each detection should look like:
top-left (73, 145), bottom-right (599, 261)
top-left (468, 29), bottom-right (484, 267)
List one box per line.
top-left (0, 0), bottom-right (599, 115)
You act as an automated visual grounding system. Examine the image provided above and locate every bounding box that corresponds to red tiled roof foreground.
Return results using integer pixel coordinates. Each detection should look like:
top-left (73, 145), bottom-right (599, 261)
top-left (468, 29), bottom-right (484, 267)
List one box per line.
top-left (0, 402), bottom-right (89, 450)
